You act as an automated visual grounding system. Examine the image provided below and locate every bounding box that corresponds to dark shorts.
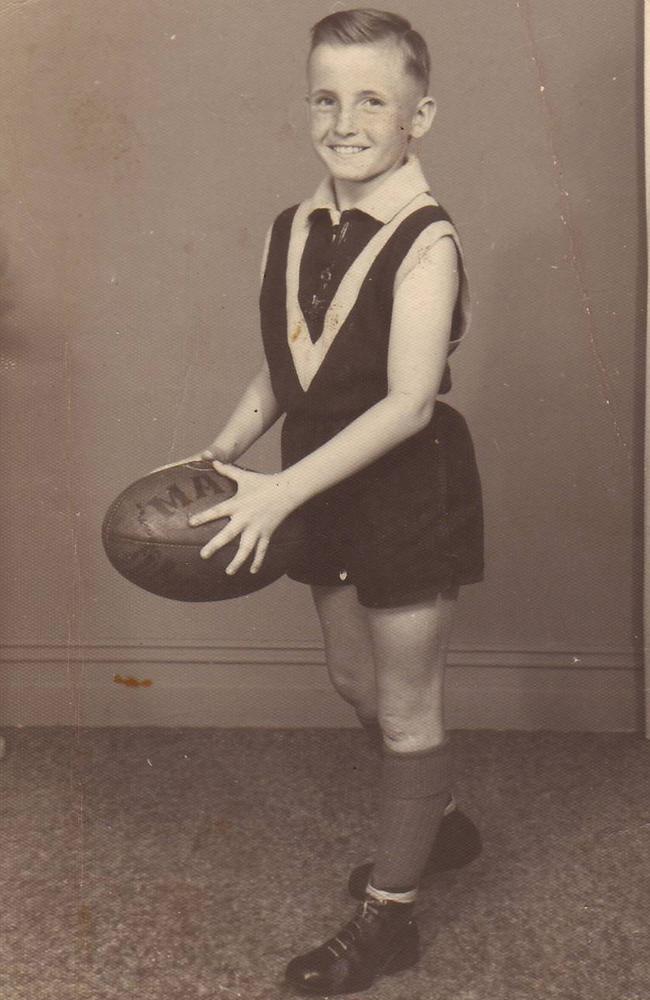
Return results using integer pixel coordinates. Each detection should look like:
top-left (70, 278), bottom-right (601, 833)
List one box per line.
top-left (284, 401), bottom-right (484, 609)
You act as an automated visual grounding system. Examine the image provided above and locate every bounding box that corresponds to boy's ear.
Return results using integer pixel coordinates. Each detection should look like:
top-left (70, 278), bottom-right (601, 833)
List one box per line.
top-left (410, 96), bottom-right (436, 139)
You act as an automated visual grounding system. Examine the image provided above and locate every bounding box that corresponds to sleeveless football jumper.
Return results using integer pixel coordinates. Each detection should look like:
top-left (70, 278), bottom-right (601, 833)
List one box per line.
top-left (260, 189), bottom-right (484, 609)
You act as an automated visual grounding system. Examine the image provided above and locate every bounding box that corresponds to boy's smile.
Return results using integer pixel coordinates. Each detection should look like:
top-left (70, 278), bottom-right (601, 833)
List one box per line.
top-left (307, 42), bottom-right (435, 207)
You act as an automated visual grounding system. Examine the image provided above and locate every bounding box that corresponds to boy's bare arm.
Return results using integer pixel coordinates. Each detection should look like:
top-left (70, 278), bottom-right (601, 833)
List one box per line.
top-left (202, 361), bottom-right (281, 463)
top-left (191, 238), bottom-right (459, 573)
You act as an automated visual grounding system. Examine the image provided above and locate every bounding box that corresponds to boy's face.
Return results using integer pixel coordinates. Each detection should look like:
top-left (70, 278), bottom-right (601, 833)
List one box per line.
top-left (307, 41), bottom-right (435, 202)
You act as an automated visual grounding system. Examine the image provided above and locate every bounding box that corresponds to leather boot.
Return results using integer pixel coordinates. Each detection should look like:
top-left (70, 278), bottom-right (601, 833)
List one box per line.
top-left (348, 806), bottom-right (482, 900)
top-left (285, 895), bottom-right (419, 995)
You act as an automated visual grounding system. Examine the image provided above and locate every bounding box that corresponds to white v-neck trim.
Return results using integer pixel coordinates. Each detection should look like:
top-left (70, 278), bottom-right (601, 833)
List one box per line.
top-left (286, 192), bottom-right (456, 392)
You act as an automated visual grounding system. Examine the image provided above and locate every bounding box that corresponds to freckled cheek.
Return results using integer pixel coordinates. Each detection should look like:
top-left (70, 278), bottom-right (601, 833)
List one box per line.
top-left (371, 128), bottom-right (407, 157)
top-left (370, 114), bottom-right (404, 141)
top-left (310, 122), bottom-right (329, 146)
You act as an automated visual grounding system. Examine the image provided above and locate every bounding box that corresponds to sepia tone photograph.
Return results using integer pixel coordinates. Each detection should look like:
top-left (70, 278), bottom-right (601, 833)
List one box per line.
top-left (0, 1), bottom-right (648, 997)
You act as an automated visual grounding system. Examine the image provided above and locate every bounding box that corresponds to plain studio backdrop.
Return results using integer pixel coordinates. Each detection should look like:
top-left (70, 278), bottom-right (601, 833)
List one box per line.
top-left (0, 0), bottom-right (644, 731)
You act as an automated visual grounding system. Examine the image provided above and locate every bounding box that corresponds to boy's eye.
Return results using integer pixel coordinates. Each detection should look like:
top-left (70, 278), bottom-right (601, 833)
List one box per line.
top-left (311, 95), bottom-right (336, 111)
top-left (362, 97), bottom-right (385, 109)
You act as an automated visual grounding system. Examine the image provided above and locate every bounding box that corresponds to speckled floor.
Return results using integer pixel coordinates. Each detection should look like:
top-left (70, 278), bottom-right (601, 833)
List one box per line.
top-left (1, 727), bottom-right (649, 1000)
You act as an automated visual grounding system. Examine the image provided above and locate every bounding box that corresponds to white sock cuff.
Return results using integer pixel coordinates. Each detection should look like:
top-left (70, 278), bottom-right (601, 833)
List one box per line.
top-left (366, 882), bottom-right (418, 905)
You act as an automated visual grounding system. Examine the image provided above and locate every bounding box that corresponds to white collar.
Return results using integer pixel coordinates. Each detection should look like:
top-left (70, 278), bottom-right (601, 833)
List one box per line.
top-left (305, 154), bottom-right (432, 226)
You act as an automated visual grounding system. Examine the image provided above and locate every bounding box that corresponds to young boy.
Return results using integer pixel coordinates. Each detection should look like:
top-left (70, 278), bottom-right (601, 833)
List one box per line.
top-left (188, 9), bottom-right (484, 994)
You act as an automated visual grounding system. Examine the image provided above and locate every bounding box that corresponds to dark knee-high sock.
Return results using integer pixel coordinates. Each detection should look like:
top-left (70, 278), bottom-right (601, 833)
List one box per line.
top-left (370, 740), bottom-right (453, 893)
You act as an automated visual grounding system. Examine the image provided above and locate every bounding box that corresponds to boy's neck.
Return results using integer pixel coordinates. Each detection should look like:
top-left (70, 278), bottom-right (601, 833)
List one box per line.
top-left (332, 155), bottom-right (409, 212)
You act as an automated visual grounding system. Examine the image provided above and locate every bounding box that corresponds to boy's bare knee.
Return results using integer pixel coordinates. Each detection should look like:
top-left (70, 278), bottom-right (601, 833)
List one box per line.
top-left (380, 721), bottom-right (409, 750)
top-left (378, 701), bottom-right (445, 753)
top-left (378, 708), bottom-right (415, 747)
top-left (381, 725), bottom-right (445, 754)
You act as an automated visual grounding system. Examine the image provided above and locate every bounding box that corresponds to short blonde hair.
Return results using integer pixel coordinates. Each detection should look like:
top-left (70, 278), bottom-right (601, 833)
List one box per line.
top-left (310, 8), bottom-right (431, 92)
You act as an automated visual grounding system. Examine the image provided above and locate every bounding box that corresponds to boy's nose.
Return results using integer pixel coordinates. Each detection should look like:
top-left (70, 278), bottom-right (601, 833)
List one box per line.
top-left (333, 106), bottom-right (358, 136)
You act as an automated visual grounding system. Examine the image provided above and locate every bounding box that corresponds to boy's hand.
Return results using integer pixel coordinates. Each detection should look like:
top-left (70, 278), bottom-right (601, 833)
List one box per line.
top-left (188, 461), bottom-right (297, 575)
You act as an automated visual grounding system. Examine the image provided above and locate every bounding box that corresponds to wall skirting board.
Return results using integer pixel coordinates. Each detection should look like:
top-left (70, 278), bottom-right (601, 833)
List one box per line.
top-left (0, 643), bottom-right (643, 732)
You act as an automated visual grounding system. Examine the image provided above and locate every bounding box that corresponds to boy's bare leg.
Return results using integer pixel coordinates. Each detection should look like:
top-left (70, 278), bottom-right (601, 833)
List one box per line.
top-left (363, 592), bottom-right (457, 894)
top-left (367, 591), bottom-right (456, 753)
top-left (310, 585), bottom-right (472, 895)
top-left (310, 584), bottom-right (378, 726)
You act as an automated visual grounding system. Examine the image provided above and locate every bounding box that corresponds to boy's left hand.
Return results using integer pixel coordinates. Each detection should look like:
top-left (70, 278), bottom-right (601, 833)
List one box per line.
top-left (188, 460), bottom-right (297, 575)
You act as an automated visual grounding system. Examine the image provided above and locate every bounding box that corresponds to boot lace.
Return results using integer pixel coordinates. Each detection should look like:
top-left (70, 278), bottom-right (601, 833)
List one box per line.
top-left (325, 899), bottom-right (386, 960)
